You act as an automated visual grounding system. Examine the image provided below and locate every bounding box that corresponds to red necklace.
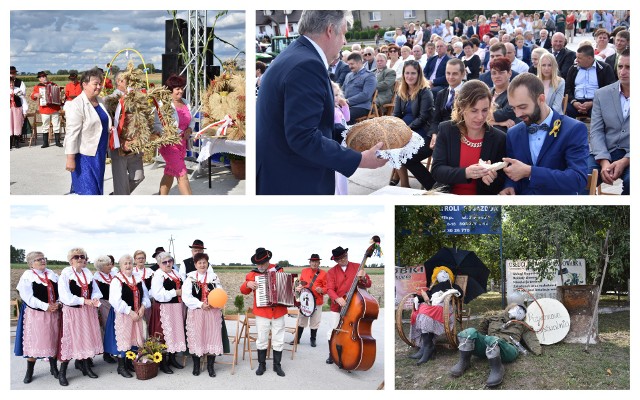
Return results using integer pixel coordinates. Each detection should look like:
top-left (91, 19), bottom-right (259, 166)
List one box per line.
top-left (119, 273), bottom-right (140, 312)
top-left (167, 270), bottom-right (182, 302)
top-left (32, 268), bottom-right (56, 304)
top-left (99, 271), bottom-right (113, 284)
top-left (198, 272), bottom-right (209, 302)
top-left (73, 268), bottom-right (90, 299)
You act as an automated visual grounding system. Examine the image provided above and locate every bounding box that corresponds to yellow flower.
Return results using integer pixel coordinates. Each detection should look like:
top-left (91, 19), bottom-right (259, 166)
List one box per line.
top-left (548, 119), bottom-right (562, 138)
top-left (126, 351), bottom-right (137, 360)
top-left (153, 352), bottom-right (163, 363)
top-left (162, 344), bottom-right (168, 349)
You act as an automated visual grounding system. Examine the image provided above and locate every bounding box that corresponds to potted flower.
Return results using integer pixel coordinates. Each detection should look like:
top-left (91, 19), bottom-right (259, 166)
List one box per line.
top-left (126, 335), bottom-right (167, 380)
top-left (225, 153), bottom-right (246, 180)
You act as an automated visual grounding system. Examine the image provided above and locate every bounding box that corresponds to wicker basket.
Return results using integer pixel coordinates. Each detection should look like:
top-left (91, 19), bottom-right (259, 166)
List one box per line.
top-left (134, 360), bottom-right (159, 380)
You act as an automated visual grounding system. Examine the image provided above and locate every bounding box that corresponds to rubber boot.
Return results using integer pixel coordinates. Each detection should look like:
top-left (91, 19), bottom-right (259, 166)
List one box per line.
top-left (289, 327), bottom-right (304, 345)
top-left (273, 350), bottom-right (285, 377)
top-left (192, 355), bottom-right (201, 376)
top-left (49, 357), bottom-right (59, 379)
top-left (207, 355), bottom-right (216, 377)
top-left (117, 357), bottom-right (132, 378)
top-left (416, 332), bottom-right (435, 366)
top-left (55, 132), bottom-right (63, 147)
top-left (87, 357), bottom-right (94, 367)
top-left (169, 352), bottom-right (184, 369)
top-left (74, 359), bottom-right (82, 370)
top-left (41, 132), bottom-right (49, 148)
top-left (485, 344), bottom-right (505, 387)
top-left (310, 329), bottom-right (317, 347)
top-left (159, 353), bottom-right (173, 374)
top-left (83, 359), bottom-right (98, 378)
top-left (326, 340), bottom-right (334, 364)
top-left (125, 357), bottom-right (135, 372)
top-left (409, 345), bottom-right (424, 359)
top-left (256, 349), bottom-right (267, 376)
top-left (103, 352), bottom-right (117, 364)
top-left (450, 337), bottom-right (475, 377)
top-left (59, 361), bottom-right (69, 386)
top-left (23, 360), bottom-right (35, 384)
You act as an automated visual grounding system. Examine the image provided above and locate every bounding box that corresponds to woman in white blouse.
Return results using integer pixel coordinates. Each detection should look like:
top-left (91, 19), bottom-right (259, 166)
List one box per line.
top-left (133, 249), bottom-right (154, 322)
top-left (386, 44), bottom-right (405, 81)
top-left (15, 251), bottom-right (61, 384)
top-left (58, 248), bottom-right (103, 385)
top-left (183, 253), bottom-right (226, 377)
top-left (109, 254), bottom-right (151, 378)
top-left (149, 252), bottom-right (186, 374)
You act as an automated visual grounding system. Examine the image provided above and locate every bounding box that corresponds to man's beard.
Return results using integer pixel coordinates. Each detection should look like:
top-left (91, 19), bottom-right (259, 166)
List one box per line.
top-left (521, 103), bottom-right (542, 126)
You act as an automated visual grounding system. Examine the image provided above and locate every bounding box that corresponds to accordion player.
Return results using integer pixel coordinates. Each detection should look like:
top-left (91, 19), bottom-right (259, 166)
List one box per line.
top-left (255, 271), bottom-right (297, 307)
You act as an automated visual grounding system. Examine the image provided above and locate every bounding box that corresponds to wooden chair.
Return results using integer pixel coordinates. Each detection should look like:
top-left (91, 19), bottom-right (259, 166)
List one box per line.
top-left (381, 81), bottom-right (400, 116)
top-left (586, 168), bottom-right (598, 195)
top-left (283, 308), bottom-right (301, 360)
top-left (355, 89), bottom-right (379, 123)
top-left (562, 94), bottom-right (569, 114)
top-left (216, 314), bottom-right (242, 374)
top-left (27, 112), bottom-right (41, 147)
top-left (241, 308), bottom-right (258, 369)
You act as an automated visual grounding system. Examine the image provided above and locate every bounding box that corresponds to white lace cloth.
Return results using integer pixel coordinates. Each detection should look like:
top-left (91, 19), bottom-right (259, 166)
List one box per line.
top-left (342, 129), bottom-right (425, 170)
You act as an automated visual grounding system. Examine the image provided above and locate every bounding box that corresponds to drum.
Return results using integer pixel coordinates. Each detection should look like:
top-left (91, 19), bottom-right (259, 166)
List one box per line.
top-left (298, 287), bottom-right (316, 317)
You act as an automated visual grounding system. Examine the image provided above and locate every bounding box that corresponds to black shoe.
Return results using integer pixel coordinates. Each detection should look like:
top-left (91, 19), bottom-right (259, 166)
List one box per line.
top-left (159, 354), bottom-right (173, 374)
top-left (256, 349), bottom-right (267, 376)
top-left (192, 355), bottom-right (201, 376)
top-left (59, 361), bottom-right (69, 386)
top-left (41, 144), bottom-right (49, 148)
top-left (117, 357), bottom-right (132, 378)
top-left (103, 353), bottom-right (117, 364)
top-left (74, 359), bottom-right (82, 370)
top-left (207, 355), bottom-right (216, 377)
top-left (83, 359), bottom-right (98, 378)
top-left (125, 357), bottom-right (135, 372)
top-left (49, 357), bottom-right (59, 379)
top-left (389, 179), bottom-right (400, 186)
top-left (310, 329), bottom-right (317, 347)
top-left (273, 350), bottom-right (285, 377)
top-left (326, 340), bottom-right (334, 364)
top-left (169, 352), bottom-right (184, 369)
top-left (87, 358), bottom-right (94, 367)
top-left (24, 360), bottom-right (35, 384)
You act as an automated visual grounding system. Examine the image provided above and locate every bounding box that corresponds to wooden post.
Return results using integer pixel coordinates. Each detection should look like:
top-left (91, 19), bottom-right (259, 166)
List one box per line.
top-left (584, 230), bottom-right (610, 352)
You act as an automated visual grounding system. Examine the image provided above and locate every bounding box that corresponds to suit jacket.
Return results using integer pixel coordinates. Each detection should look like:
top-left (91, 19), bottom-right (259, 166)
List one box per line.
top-left (554, 47), bottom-right (576, 79)
top-left (536, 38), bottom-right (552, 50)
top-left (517, 45), bottom-right (532, 66)
top-left (343, 68), bottom-right (377, 110)
top-left (429, 86), bottom-right (455, 135)
top-left (454, 21), bottom-right (465, 37)
top-left (589, 81), bottom-right (629, 161)
top-left (431, 121), bottom-right (507, 195)
top-left (392, 87), bottom-right (434, 136)
top-left (605, 52), bottom-right (619, 80)
top-left (256, 36), bottom-right (361, 195)
top-left (565, 60), bottom-right (616, 103)
top-left (466, 25), bottom-right (478, 37)
top-left (463, 55), bottom-right (481, 80)
top-left (546, 78), bottom-right (566, 115)
top-left (63, 91), bottom-right (113, 157)
top-left (330, 60), bottom-right (350, 87)
top-left (424, 55), bottom-right (450, 87)
top-left (375, 67), bottom-right (397, 106)
top-left (504, 111), bottom-right (589, 194)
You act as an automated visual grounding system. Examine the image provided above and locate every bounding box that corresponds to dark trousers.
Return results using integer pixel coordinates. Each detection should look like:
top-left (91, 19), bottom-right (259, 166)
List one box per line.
top-left (586, 149), bottom-right (630, 195)
top-left (405, 144), bottom-right (435, 189)
top-left (348, 107), bottom-right (370, 125)
top-left (566, 99), bottom-right (593, 118)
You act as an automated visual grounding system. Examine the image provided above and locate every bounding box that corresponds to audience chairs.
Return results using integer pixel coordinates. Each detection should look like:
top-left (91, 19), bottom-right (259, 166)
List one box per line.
top-left (355, 90), bottom-right (379, 123)
top-left (283, 308), bottom-right (301, 360)
top-left (216, 313), bottom-right (243, 374)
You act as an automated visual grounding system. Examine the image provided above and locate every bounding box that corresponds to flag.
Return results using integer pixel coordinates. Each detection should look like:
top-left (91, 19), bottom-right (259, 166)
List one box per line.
top-left (285, 15), bottom-right (289, 38)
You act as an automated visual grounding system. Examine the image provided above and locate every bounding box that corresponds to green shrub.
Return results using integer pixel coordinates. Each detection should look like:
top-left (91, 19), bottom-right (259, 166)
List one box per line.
top-left (234, 295), bottom-right (245, 313)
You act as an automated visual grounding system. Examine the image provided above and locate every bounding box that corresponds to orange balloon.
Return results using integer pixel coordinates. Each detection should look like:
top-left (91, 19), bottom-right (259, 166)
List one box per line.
top-left (207, 288), bottom-right (228, 308)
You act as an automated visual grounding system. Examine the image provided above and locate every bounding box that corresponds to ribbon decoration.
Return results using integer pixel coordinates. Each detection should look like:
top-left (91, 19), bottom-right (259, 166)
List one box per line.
top-left (194, 115), bottom-right (235, 139)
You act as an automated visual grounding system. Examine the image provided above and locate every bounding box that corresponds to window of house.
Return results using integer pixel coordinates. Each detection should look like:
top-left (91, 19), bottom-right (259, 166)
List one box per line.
top-left (369, 12), bottom-right (382, 22)
top-left (404, 11), bottom-right (416, 19)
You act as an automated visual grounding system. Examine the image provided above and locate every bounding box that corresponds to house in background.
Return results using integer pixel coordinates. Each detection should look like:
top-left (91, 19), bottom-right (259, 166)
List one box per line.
top-left (352, 10), bottom-right (449, 29)
top-left (256, 10), bottom-right (302, 39)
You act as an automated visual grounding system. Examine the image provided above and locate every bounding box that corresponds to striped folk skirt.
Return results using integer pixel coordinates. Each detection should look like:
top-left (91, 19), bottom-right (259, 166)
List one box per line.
top-left (22, 307), bottom-right (60, 358)
top-left (186, 307), bottom-right (223, 357)
top-left (60, 305), bottom-right (104, 360)
top-left (114, 311), bottom-right (146, 352)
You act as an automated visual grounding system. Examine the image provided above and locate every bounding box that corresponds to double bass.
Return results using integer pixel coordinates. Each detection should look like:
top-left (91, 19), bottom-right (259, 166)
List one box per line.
top-left (329, 238), bottom-right (381, 371)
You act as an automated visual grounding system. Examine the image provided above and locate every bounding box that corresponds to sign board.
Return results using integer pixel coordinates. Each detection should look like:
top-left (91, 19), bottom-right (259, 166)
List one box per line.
top-left (506, 259), bottom-right (586, 301)
top-left (439, 205), bottom-right (501, 235)
top-left (395, 265), bottom-right (427, 306)
top-left (526, 298), bottom-right (571, 345)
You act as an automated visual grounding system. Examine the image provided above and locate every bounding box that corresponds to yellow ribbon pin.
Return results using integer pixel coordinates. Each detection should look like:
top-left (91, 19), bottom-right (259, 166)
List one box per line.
top-left (548, 119), bottom-right (562, 138)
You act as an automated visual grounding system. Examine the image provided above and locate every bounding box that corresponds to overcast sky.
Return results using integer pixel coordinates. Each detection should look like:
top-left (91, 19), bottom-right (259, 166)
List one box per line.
top-left (11, 205), bottom-right (385, 267)
top-left (10, 10), bottom-right (245, 74)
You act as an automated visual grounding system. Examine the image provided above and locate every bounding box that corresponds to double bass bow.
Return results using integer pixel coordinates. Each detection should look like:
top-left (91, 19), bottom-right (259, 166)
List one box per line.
top-left (329, 236), bottom-right (381, 371)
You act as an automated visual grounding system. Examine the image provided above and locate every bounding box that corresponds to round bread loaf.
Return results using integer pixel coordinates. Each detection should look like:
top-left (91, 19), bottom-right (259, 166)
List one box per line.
top-left (346, 116), bottom-right (413, 152)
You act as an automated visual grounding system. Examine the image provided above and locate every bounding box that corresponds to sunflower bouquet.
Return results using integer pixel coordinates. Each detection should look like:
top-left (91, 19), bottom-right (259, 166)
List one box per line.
top-left (126, 335), bottom-right (167, 364)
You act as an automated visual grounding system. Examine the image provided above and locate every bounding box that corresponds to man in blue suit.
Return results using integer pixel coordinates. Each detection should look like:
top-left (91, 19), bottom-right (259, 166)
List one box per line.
top-left (256, 10), bottom-right (386, 195)
top-left (424, 40), bottom-right (449, 95)
top-left (328, 57), bottom-right (350, 87)
top-left (500, 73), bottom-right (589, 195)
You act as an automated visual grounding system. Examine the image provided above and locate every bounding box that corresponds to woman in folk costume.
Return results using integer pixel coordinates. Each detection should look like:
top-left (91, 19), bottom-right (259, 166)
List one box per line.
top-left (133, 249), bottom-right (154, 322)
top-left (149, 251), bottom-right (187, 374)
top-left (409, 266), bottom-right (464, 365)
top-left (109, 254), bottom-right (151, 378)
top-left (183, 252), bottom-right (230, 377)
top-left (15, 251), bottom-right (61, 384)
top-left (93, 255), bottom-right (118, 365)
top-left (57, 248), bottom-right (104, 386)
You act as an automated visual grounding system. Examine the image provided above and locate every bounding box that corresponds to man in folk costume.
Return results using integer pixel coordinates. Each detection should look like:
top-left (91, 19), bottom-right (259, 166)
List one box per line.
top-left (30, 71), bottom-right (62, 148)
top-left (240, 248), bottom-right (287, 377)
top-left (290, 253), bottom-right (327, 347)
top-left (325, 245), bottom-right (372, 364)
top-left (450, 302), bottom-right (541, 387)
top-left (150, 246), bottom-right (166, 271)
top-left (64, 71), bottom-right (82, 104)
top-left (180, 239), bottom-right (213, 280)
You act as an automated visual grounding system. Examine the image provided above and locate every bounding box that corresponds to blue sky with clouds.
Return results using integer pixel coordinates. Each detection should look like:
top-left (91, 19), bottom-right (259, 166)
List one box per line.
top-left (10, 10), bottom-right (245, 74)
top-left (10, 205), bottom-right (385, 267)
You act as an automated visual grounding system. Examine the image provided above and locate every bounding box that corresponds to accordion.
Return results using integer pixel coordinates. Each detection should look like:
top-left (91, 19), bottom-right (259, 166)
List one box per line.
top-left (255, 271), bottom-right (296, 307)
top-left (39, 84), bottom-right (61, 106)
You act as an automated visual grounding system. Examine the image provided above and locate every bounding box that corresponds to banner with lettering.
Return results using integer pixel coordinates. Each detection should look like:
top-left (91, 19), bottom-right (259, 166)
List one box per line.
top-left (506, 259), bottom-right (586, 300)
top-left (439, 205), bottom-right (501, 235)
top-left (395, 265), bottom-right (427, 306)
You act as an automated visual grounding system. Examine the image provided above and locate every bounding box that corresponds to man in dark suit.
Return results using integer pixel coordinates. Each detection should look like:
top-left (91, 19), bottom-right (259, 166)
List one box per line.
top-left (565, 45), bottom-right (616, 118)
top-left (604, 30), bottom-right (629, 80)
top-left (550, 32), bottom-right (576, 79)
top-left (424, 40), bottom-right (450, 95)
top-left (478, 43), bottom-right (519, 88)
top-left (179, 239), bottom-right (212, 279)
top-left (500, 73), bottom-right (589, 195)
top-left (588, 50), bottom-right (630, 195)
top-left (328, 57), bottom-right (350, 87)
top-left (466, 20), bottom-right (478, 38)
top-left (256, 11), bottom-right (386, 195)
top-left (429, 59), bottom-right (465, 143)
top-left (453, 17), bottom-right (465, 37)
top-left (536, 29), bottom-right (552, 50)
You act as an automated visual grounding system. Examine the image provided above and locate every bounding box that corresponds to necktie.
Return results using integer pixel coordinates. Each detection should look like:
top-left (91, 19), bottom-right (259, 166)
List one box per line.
top-left (527, 123), bottom-right (550, 134)
top-left (446, 88), bottom-right (455, 109)
top-left (554, 51), bottom-right (559, 57)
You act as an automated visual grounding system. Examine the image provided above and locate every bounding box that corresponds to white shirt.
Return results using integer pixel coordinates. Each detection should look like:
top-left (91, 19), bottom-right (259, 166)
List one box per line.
top-left (182, 270), bottom-right (223, 310)
top-left (17, 268), bottom-right (60, 311)
top-left (304, 35), bottom-right (329, 69)
top-left (58, 266), bottom-right (103, 306)
top-left (109, 272), bottom-right (152, 314)
top-left (150, 269), bottom-right (182, 302)
top-left (511, 58), bottom-right (530, 74)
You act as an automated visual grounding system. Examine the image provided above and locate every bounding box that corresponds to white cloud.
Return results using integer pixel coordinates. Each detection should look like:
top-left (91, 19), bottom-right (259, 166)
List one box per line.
top-left (112, 27), bottom-right (120, 32)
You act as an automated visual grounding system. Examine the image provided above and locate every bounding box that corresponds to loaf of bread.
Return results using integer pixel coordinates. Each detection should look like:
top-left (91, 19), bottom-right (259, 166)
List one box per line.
top-left (345, 116), bottom-right (413, 152)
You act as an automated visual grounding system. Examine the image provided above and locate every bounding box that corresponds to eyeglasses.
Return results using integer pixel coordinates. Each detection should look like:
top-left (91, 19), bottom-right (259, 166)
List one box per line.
top-left (161, 259), bottom-right (175, 265)
top-left (381, 51), bottom-right (388, 54)
top-left (72, 255), bottom-right (87, 260)
top-left (388, 49), bottom-right (398, 53)
top-left (364, 53), bottom-right (373, 56)
top-left (34, 257), bottom-right (47, 263)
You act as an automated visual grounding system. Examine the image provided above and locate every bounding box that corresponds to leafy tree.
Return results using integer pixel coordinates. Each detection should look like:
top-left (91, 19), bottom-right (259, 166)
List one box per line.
top-left (10, 245), bottom-right (25, 263)
top-left (276, 260), bottom-right (291, 268)
top-left (56, 69), bottom-right (69, 76)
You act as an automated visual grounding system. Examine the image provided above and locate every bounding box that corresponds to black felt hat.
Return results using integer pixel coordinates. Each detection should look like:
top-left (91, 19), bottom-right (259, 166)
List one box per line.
top-left (152, 246), bottom-right (166, 258)
top-left (331, 246), bottom-right (348, 260)
top-left (251, 247), bottom-right (272, 265)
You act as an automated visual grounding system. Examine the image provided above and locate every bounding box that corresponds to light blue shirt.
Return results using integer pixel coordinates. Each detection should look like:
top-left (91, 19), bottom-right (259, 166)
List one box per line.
top-left (574, 61), bottom-right (599, 99)
top-left (528, 112), bottom-right (554, 165)
top-left (619, 85), bottom-right (630, 120)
